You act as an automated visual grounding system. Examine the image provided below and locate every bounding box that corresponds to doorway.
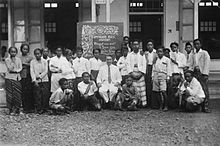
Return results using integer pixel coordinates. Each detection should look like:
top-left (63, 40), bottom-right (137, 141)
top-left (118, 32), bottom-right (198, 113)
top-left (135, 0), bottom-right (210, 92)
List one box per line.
top-left (129, 15), bottom-right (162, 50)
top-left (44, 0), bottom-right (79, 52)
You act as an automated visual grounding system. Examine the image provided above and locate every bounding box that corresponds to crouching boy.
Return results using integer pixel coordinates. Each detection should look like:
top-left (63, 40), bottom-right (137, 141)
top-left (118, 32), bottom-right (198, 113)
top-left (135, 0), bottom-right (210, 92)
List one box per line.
top-left (179, 70), bottom-right (205, 112)
top-left (78, 72), bottom-right (101, 111)
top-left (49, 78), bottom-right (73, 114)
top-left (115, 75), bottom-right (139, 111)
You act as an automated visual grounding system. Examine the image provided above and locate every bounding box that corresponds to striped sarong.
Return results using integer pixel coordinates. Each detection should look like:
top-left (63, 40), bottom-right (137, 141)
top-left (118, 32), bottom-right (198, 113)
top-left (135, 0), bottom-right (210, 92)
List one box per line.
top-left (132, 76), bottom-right (147, 106)
top-left (5, 79), bottom-right (22, 110)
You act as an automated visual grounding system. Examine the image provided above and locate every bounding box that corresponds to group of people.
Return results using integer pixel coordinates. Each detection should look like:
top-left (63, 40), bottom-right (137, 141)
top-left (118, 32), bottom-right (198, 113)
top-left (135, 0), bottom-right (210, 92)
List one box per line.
top-left (3, 37), bottom-right (211, 115)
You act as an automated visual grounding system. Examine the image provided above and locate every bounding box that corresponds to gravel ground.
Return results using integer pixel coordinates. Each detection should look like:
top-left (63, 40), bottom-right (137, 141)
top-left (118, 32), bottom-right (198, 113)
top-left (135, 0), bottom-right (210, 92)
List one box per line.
top-left (0, 99), bottom-right (220, 146)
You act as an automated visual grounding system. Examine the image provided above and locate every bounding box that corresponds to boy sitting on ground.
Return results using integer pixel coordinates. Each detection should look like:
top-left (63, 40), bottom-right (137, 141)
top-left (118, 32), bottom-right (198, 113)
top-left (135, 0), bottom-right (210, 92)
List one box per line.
top-left (115, 75), bottom-right (139, 111)
top-left (49, 78), bottom-right (73, 114)
top-left (78, 72), bottom-right (101, 111)
top-left (179, 70), bottom-right (205, 112)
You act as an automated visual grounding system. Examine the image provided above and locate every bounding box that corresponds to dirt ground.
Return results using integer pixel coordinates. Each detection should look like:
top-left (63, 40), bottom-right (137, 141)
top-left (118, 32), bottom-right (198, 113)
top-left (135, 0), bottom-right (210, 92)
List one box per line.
top-left (0, 99), bottom-right (220, 146)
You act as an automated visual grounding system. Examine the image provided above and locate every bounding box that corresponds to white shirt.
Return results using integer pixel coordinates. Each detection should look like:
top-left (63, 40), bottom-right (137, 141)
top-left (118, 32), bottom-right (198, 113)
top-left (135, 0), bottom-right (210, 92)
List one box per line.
top-left (30, 59), bottom-right (48, 82)
top-left (89, 57), bottom-right (104, 71)
top-left (41, 56), bottom-right (50, 62)
top-left (152, 56), bottom-right (171, 79)
top-left (49, 87), bottom-right (73, 105)
top-left (195, 49), bottom-right (203, 67)
top-left (73, 57), bottom-right (90, 78)
top-left (127, 52), bottom-right (146, 74)
top-left (78, 81), bottom-right (98, 96)
top-left (49, 56), bottom-right (66, 73)
top-left (117, 55), bottom-right (129, 76)
top-left (180, 77), bottom-right (205, 98)
top-left (146, 49), bottom-right (156, 65)
top-left (170, 51), bottom-right (186, 75)
top-left (61, 58), bottom-right (76, 79)
top-left (97, 64), bottom-right (122, 85)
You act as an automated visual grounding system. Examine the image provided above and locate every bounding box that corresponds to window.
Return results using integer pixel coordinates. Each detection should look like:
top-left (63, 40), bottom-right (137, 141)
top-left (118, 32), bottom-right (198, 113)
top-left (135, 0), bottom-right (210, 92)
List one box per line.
top-left (199, 1), bottom-right (219, 7)
top-left (1, 22), bottom-right (7, 33)
top-left (0, 0), bottom-right (7, 8)
top-left (45, 22), bottom-right (56, 33)
top-left (129, 22), bottom-right (142, 32)
top-left (44, 2), bottom-right (58, 8)
top-left (200, 21), bottom-right (217, 32)
top-left (129, 0), bottom-right (163, 12)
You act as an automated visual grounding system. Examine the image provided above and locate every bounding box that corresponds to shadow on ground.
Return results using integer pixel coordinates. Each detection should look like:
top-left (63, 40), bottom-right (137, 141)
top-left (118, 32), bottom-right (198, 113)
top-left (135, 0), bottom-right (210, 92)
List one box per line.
top-left (0, 99), bottom-right (220, 146)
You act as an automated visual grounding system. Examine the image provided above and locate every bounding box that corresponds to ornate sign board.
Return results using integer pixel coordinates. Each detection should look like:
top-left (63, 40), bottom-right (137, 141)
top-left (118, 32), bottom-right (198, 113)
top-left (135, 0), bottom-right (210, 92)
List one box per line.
top-left (77, 22), bottom-right (123, 60)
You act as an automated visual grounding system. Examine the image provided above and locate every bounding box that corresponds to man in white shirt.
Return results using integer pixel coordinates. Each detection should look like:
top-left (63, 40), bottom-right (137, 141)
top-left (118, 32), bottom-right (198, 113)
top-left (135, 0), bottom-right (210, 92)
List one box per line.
top-left (170, 42), bottom-right (187, 76)
top-left (78, 72), bottom-right (101, 111)
top-left (179, 70), bottom-right (205, 112)
top-left (127, 40), bottom-right (147, 107)
top-left (191, 39), bottom-right (211, 113)
top-left (145, 39), bottom-right (157, 108)
top-left (152, 46), bottom-right (171, 111)
top-left (89, 48), bottom-right (104, 81)
top-left (49, 47), bottom-right (66, 93)
top-left (97, 55), bottom-right (122, 105)
top-left (117, 47), bottom-right (129, 85)
top-left (72, 47), bottom-right (90, 79)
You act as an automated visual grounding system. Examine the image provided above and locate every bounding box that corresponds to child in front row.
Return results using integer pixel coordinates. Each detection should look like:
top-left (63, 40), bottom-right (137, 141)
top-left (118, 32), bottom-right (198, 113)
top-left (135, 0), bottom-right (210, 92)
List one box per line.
top-left (49, 78), bottom-right (73, 114)
top-left (116, 75), bottom-right (140, 111)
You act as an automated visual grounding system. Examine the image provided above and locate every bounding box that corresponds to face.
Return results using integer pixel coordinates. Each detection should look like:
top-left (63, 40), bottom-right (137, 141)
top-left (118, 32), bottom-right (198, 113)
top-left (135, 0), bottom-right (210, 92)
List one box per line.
top-left (126, 77), bottom-right (133, 86)
top-left (106, 56), bottom-right (113, 66)
top-left (164, 50), bottom-right (170, 58)
top-left (193, 40), bottom-right (201, 51)
top-left (43, 48), bottom-right (49, 57)
top-left (185, 72), bottom-right (193, 83)
top-left (66, 51), bottom-right (73, 61)
top-left (83, 73), bottom-right (90, 83)
top-left (157, 48), bottom-right (164, 58)
top-left (132, 41), bottom-right (139, 53)
top-left (93, 49), bottom-right (100, 58)
top-left (56, 48), bottom-right (62, 57)
top-left (115, 50), bottom-right (121, 58)
top-left (34, 50), bottom-right (42, 60)
top-left (21, 45), bottom-right (29, 55)
top-left (171, 44), bottom-right (178, 52)
top-left (77, 50), bottom-right (83, 58)
top-left (123, 37), bottom-right (129, 44)
top-left (147, 42), bottom-right (154, 52)
top-left (61, 81), bottom-right (68, 90)
top-left (123, 49), bottom-right (128, 56)
top-left (10, 48), bottom-right (17, 57)
top-left (185, 45), bottom-right (192, 54)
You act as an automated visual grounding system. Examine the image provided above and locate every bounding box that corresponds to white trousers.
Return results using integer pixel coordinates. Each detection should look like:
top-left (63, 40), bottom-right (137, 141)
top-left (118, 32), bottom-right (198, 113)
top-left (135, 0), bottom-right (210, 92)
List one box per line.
top-left (99, 84), bottom-right (118, 103)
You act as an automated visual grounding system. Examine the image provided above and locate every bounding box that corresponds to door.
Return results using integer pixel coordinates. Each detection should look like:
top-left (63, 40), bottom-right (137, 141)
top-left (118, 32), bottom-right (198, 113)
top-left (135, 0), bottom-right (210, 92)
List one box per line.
top-left (129, 15), bottom-right (162, 51)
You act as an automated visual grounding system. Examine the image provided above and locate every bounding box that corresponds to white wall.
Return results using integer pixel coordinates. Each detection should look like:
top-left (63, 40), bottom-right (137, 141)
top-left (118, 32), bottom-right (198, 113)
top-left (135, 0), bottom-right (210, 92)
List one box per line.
top-left (98, 0), bottom-right (129, 36)
top-left (164, 0), bottom-right (180, 48)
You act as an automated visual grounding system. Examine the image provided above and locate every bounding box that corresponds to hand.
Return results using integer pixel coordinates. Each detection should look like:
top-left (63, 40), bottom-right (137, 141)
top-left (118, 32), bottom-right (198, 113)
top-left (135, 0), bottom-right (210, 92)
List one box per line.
top-left (184, 82), bottom-right (189, 88)
top-left (84, 94), bottom-right (89, 99)
top-left (114, 82), bottom-right (120, 87)
top-left (34, 81), bottom-right (39, 87)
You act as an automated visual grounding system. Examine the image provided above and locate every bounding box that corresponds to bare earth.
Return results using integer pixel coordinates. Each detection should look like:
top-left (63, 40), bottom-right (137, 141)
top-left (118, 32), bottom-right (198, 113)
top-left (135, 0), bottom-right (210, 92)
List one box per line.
top-left (0, 99), bottom-right (220, 146)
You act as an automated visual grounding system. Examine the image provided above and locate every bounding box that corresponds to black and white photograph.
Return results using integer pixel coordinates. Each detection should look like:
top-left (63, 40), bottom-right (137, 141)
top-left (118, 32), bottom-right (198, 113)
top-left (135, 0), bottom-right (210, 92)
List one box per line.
top-left (0, 0), bottom-right (220, 145)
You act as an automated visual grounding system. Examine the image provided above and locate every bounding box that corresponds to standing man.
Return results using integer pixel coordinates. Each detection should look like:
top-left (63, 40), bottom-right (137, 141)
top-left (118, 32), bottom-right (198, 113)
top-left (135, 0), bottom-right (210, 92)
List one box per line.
top-left (145, 39), bottom-right (157, 108)
top-left (192, 39), bottom-right (211, 113)
top-left (184, 42), bottom-right (194, 71)
top-left (127, 40), bottom-right (147, 107)
top-left (97, 55), bottom-right (122, 105)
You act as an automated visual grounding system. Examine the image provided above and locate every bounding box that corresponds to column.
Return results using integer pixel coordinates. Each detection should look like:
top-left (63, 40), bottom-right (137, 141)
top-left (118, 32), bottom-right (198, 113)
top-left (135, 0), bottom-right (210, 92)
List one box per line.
top-left (106, 0), bottom-right (110, 22)
top-left (91, 0), bottom-right (96, 22)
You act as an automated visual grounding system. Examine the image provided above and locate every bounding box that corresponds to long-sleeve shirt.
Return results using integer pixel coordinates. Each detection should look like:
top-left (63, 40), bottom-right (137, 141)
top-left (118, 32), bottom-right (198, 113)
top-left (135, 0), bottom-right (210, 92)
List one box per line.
top-left (127, 52), bottom-right (146, 74)
top-left (61, 58), bottom-right (76, 79)
top-left (30, 59), bottom-right (48, 82)
top-left (19, 55), bottom-right (33, 78)
top-left (180, 77), bottom-right (205, 98)
top-left (89, 57), bottom-right (104, 71)
top-left (78, 81), bottom-right (97, 96)
top-left (97, 64), bottom-right (122, 85)
top-left (152, 56), bottom-right (171, 79)
top-left (72, 57), bottom-right (90, 78)
top-left (193, 49), bottom-right (210, 75)
top-left (170, 51), bottom-right (186, 75)
top-left (117, 56), bottom-right (129, 76)
top-left (5, 57), bottom-right (22, 81)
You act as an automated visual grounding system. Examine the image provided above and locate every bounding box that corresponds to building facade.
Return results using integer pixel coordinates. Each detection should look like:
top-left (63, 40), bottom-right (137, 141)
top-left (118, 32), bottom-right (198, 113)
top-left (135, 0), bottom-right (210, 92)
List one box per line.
top-left (0, 0), bottom-right (220, 71)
